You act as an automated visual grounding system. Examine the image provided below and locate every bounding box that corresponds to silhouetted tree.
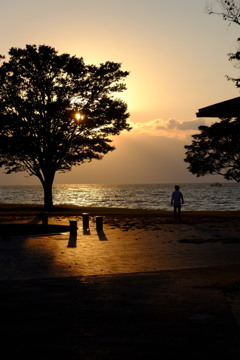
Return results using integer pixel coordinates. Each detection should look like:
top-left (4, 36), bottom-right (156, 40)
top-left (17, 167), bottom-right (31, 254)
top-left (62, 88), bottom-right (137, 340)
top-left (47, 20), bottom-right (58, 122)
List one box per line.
top-left (227, 38), bottom-right (240, 86)
top-left (207, 0), bottom-right (240, 85)
top-left (185, 1), bottom-right (240, 182)
top-left (0, 45), bottom-right (130, 209)
top-left (184, 118), bottom-right (240, 182)
top-left (207, 0), bottom-right (240, 25)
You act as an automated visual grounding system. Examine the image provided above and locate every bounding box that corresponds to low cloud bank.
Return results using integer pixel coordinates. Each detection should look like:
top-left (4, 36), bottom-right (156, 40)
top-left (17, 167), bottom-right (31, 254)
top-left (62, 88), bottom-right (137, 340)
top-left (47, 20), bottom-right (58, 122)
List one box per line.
top-left (129, 118), bottom-right (206, 139)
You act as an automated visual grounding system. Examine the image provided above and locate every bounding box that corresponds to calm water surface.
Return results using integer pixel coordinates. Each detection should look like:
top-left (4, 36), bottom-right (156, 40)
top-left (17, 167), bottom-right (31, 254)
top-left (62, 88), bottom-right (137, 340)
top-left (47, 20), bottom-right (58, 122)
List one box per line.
top-left (0, 183), bottom-right (239, 211)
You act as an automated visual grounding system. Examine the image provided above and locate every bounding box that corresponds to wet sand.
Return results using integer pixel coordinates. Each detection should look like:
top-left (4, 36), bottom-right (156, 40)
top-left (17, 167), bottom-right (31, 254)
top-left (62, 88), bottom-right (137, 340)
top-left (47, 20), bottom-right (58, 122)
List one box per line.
top-left (1, 211), bottom-right (240, 358)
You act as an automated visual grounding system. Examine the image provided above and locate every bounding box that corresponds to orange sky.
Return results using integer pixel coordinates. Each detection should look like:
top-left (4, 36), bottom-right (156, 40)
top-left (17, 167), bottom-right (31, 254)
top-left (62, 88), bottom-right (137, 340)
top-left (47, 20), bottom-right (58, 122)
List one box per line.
top-left (0, 0), bottom-right (239, 184)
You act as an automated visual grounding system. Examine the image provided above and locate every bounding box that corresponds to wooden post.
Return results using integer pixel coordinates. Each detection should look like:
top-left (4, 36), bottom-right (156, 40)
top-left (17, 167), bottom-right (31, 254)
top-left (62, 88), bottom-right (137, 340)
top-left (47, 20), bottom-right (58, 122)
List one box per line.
top-left (69, 220), bottom-right (78, 235)
top-left (41, 212), bottom-right (48, 225)
top-left (82, 213), bottom-right (90, 230)
top-left (96, 216), bottom-right (103, 232)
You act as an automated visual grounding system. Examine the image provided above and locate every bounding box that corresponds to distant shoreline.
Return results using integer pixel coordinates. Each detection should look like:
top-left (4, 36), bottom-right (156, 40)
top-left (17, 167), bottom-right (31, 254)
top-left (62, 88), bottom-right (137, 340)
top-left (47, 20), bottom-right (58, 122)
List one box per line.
top-left (0, 183), bottom-right (239, 212)
top-left (0, 203), bottom-right (240, 224)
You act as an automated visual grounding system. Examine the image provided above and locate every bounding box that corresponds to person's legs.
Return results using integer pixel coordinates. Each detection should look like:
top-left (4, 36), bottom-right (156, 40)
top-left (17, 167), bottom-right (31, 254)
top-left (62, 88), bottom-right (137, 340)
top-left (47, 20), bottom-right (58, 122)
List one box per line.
top-left (174, 205), bottom-right (181, 221)
top-left (177, 205), bottom-right (181, 221)
top-left (174, 206), bottom-right (177, 221)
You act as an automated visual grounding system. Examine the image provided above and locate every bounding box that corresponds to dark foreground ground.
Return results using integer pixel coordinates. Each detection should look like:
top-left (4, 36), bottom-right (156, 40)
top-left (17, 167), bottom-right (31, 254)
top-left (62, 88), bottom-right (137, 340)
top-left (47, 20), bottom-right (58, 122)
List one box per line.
top-left (1, 210), bottom-right (240, 359)
top-left (1, 266), bottom-right (240, 360)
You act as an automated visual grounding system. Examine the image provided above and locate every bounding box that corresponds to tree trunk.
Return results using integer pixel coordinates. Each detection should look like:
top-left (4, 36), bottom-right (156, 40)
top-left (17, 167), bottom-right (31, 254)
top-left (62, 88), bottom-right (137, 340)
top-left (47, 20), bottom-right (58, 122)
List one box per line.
top-left (43, 177), bottom-right (54, 210)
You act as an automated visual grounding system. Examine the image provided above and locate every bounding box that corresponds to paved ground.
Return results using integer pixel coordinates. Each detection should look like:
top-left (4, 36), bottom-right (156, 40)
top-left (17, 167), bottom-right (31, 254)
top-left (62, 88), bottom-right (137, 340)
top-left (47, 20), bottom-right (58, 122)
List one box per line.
top-left (1, 219), bottom-right (240, 280)
top-left (1, 218), bottom-right (240, 359)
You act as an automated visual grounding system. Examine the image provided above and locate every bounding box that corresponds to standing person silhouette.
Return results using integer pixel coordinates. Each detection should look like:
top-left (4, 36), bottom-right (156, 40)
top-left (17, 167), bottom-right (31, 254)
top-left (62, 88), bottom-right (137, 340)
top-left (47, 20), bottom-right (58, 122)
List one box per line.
top-left (171, 185), bottom-right (184, 221)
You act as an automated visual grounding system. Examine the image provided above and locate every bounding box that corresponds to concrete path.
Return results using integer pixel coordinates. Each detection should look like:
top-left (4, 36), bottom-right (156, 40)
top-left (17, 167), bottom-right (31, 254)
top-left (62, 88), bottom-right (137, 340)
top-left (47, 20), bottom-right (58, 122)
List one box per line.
top-left (1, 220), bottom-right (240, 359)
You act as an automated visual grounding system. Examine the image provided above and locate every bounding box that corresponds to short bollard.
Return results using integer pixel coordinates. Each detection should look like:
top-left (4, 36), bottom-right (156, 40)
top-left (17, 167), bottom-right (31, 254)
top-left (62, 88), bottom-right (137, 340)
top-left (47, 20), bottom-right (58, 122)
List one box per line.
top-left (96, 216), bottom-right (103, 232)
top-left (69, 220), bottom-right (78, 235)
top-left (41, 212), bottom-right (48, 225)
top-left (82, 213), bottom-right (90, 230)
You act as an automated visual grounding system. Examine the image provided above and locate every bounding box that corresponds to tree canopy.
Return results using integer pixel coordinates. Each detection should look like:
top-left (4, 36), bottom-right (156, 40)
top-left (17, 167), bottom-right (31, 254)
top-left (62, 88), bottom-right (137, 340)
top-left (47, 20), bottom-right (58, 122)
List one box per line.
top-left (0, 45), bottom-right (130, 209)
top-left (184, 118), bottom-right (240, 182)
top-left (207, 0), bottom-right (240, 25)
top-left (185, 1), bottom-right (240, 182)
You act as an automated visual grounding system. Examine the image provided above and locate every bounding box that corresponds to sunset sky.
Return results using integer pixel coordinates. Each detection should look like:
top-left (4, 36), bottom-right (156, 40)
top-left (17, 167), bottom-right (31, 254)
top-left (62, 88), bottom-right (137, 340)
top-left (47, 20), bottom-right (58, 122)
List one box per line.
top-left (0, 0), bottom-right (239, 185)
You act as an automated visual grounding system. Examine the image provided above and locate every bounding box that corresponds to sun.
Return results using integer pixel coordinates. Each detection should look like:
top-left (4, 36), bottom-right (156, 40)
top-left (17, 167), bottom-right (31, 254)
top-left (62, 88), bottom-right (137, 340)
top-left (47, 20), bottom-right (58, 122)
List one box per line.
top-left (74, 112), bottom-right (85, 121)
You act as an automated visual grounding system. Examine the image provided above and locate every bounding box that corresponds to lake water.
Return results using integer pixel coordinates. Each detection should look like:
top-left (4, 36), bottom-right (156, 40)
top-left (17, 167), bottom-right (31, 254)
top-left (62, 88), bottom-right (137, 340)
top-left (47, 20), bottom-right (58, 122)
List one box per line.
top-left (0, 183), bottom-right (239, 211)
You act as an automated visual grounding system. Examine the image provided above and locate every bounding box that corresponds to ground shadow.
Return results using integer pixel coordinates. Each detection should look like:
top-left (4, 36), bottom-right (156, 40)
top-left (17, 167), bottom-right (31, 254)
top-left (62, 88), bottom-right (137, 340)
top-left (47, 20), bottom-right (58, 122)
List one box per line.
top-left (0, 232), bottom-right (60, 281)
top-left (27, 215), bottom-right (42, 224)
top-left (1, 270), bottom-right (239, 359)
top-left (97, 230), bottom-right (108, 241)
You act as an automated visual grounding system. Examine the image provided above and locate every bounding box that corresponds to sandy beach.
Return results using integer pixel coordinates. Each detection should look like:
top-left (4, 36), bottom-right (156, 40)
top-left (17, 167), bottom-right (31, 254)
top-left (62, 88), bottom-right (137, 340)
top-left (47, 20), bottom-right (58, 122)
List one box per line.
top-left (1, 209), bottom-right (240, 359)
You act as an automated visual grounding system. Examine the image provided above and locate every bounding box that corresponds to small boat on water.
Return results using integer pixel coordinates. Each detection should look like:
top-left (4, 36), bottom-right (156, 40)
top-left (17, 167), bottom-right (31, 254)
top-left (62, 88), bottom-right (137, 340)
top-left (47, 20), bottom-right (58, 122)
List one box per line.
top-left (210, 182), bottom-right (222, 187)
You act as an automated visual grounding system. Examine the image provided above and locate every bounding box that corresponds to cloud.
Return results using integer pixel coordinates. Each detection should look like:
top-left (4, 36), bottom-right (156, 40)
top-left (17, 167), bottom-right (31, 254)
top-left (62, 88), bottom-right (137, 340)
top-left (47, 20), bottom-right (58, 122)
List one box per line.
top-left (165, 118), bottom-right (206, 131)
top-left (55, 132), bottom-right (196, 184)
top-left (129, 118), bottom-right (206, 139)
